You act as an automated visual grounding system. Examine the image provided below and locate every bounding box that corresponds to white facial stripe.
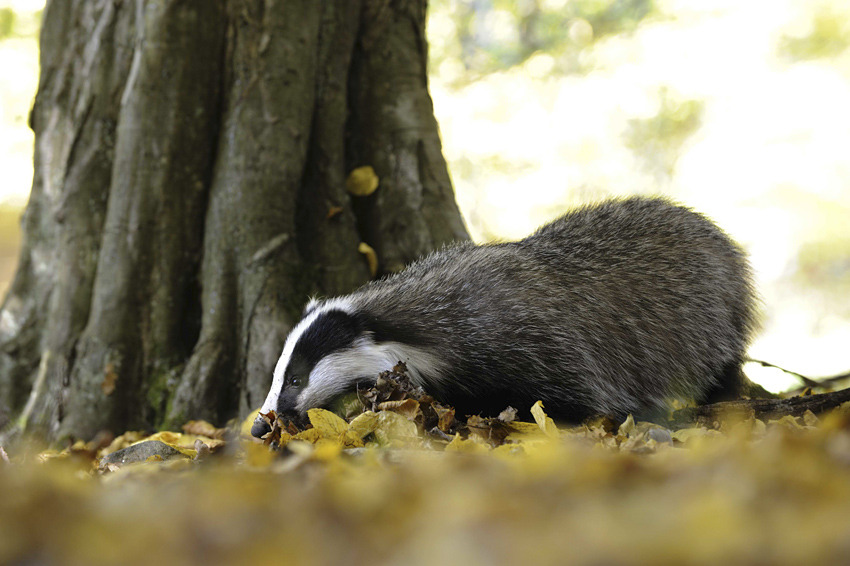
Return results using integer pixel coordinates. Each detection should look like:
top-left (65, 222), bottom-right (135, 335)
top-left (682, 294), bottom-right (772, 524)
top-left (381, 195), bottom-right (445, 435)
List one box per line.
top-left (304, 297), bottom-right (321, 313)
top-left (295, 339), bottom-right (451, 412)
top-left (259, 297), bottom-right (355, 413)
top-left (296, 337), bottom-right (387, 411)
top-left (374, 342), bottom-right (450, 388)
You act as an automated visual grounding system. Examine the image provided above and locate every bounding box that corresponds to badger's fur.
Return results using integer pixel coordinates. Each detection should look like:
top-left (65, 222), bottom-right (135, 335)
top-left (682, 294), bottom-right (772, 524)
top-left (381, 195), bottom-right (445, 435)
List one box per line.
top-left (252, 197), bottom-right (758, 438)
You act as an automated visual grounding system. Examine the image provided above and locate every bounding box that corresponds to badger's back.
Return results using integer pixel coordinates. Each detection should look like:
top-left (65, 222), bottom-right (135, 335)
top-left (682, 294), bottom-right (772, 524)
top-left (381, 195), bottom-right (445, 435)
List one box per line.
top-left (346, 197), bottom-right (758, 421)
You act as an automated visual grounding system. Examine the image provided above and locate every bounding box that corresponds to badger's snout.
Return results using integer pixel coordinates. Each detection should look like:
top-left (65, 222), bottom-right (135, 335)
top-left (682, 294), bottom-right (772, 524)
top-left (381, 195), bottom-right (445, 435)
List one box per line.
top-left (250, 417), bottom-right (271, 439)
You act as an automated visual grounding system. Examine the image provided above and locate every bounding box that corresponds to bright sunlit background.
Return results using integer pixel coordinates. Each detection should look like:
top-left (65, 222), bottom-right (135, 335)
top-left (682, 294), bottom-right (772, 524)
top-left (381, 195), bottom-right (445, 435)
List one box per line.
top-left (1, 0), bottom-right (848, 392)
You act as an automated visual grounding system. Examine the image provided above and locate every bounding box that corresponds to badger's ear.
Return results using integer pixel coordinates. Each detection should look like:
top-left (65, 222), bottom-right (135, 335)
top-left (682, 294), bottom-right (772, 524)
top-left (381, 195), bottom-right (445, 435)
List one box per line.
top-left (355, 312), bottom-right (431, 346)
top-left (301, 297), bottom-right (322, 318)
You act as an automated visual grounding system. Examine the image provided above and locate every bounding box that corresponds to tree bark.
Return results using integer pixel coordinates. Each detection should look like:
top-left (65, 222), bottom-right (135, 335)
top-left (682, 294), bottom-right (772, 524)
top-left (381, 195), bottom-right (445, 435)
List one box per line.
top-left (0, 0), bottom-right (468, 442)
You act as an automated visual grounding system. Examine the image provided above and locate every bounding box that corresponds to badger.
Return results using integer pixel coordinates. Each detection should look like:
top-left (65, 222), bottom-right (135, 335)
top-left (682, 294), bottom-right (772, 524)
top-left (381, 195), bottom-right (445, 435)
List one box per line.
top-left (251, 197), bottom-right (759, 438)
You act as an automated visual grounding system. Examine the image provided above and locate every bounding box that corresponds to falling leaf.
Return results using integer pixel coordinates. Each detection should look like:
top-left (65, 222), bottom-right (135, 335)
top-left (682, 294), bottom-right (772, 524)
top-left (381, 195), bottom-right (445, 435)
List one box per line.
top-left (358, 242), bottom-right (378, 277)
top-left (327, 205), bottom-right (344, 219)
top-left (102, 363), bottom-right (118, 396)
top-left (345, 165), bottom-right (379, 196)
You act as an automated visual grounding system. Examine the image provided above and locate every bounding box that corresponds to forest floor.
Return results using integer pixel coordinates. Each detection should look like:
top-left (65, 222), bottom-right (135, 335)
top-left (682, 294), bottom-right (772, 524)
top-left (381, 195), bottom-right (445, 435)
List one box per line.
top-left (3, 375), bottom-right (850, 566)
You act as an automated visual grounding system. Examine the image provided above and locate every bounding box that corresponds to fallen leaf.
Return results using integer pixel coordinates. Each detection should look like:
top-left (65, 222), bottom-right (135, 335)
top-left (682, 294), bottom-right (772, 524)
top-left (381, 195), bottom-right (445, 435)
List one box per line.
top-left (182, 420), bottom-right (226, 439)
top-left (373, 411), bottom-right (418, 446)
top-left (671, 427), bottom-right (710, 443)
top-left (377, 399), bottom-right (421, 421)
top-left (618, 414), bottom-right (636, 437)
top-left (348, 411), bottom-right (380, 440)
top-left (445, 434), bottom-right (489, 453)
top-left (435, 405), bottom-right (456, 433)
top-left (531, 401), bottom-right (559, 439)
top-left (308, 409), bottom-right (349, 439)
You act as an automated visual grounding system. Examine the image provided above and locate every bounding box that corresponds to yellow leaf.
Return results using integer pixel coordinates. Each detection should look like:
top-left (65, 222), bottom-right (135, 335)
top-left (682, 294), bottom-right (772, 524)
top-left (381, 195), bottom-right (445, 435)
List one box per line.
top-left (182, 420), bottom-right (226, 439)
top-left (671, 427), bottom-right (710, 443)
top-left (293, 428), bottom-right (321, 444)
top-left (373, 411), bottom-right (418, 446)
top-left (503, 420), bottom-right (547, 444)
top-left (345, 165), bottom-right (379, 196)
top-left (802, 410), bottom-right (819, 427)
top-left (358, 242), bottom-right (379, 277)
top-left (307, 409), bottom-right (349, 439)
top-left (243, 441), bottom-right (275, 468)
top-left (377, 398), bottom-right (421, 420)
top-left (617, 414), bottom-right (636, 437)
top-left (445, 434), bottom-right (489, 453)
top-left (530, 401), bottom-right (559, 439)
top-left (348, 411), bottom-right (380, 440)
top-left (435, 405), bottom-right (456, 432)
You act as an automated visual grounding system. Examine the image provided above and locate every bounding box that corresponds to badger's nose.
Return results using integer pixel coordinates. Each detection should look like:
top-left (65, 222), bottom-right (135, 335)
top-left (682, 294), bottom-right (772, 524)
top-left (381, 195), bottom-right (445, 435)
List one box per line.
top-left (251, 417), bottom-right (272, 439)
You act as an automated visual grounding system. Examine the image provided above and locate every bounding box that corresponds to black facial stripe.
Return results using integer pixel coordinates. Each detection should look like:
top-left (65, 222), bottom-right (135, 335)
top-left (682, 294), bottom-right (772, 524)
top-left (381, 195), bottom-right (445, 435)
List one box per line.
top-left (290, 309), bottom-right (364, 374)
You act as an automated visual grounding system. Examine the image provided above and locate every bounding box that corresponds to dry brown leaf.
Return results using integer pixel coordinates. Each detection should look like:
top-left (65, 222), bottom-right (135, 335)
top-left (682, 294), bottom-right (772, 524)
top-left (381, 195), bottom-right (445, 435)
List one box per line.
top-left (377, 398), bottom-right (421, 420)
top-left (435, 405), bottom-right (456, 433)
top-left (182, 420), bottom-right (226, 439)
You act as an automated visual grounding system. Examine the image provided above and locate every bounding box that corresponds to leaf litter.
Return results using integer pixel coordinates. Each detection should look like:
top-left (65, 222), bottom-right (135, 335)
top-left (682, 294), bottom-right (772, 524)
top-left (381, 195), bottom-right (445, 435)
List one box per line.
top-left (3, 364), bottom-right (850, 565)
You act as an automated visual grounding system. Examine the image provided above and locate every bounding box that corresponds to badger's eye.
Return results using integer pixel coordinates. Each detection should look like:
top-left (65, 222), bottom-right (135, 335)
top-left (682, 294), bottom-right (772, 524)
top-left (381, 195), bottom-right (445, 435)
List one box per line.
top-left (290, 376), bottom-right (301, 387)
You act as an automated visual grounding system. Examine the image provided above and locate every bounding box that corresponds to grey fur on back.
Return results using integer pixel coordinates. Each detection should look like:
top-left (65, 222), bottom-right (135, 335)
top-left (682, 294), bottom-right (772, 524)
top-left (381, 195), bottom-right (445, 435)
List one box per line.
top-left (345, 196), bottom-right (758, 421)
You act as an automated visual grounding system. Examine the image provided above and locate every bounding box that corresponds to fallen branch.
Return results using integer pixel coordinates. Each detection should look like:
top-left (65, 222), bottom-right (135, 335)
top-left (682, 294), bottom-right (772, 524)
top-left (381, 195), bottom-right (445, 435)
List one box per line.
top-left (670, 387), bottom-right (850, 428)
top-left (747, 358), bottom-right (850, 391)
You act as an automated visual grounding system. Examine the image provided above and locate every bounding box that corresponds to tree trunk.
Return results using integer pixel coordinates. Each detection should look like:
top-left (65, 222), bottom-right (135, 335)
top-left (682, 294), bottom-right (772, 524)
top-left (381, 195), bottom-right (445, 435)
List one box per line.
top-left (0, 0), bottom-right (468, 442)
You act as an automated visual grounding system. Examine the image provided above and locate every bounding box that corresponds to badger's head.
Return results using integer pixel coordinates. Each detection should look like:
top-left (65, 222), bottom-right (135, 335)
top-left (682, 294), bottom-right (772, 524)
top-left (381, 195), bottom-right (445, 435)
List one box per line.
top-left (251, 298), bottom-right (432, 439)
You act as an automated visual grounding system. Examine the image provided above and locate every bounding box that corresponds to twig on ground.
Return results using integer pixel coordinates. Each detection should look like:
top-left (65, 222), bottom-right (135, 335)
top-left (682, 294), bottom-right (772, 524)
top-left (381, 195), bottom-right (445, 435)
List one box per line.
top-left (671, 387), bottom-right (850, 428)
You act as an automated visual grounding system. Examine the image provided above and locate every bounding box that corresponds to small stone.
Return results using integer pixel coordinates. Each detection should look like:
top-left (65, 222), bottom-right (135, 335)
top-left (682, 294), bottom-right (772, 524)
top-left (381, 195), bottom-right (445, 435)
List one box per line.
top-left (99, 440), bottom-right (186, 469)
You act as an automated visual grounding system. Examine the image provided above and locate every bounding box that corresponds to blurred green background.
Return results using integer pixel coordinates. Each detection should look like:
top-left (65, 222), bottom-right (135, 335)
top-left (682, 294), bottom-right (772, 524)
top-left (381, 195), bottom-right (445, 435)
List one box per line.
top-left (1, 0), bottom-right (848, 392)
